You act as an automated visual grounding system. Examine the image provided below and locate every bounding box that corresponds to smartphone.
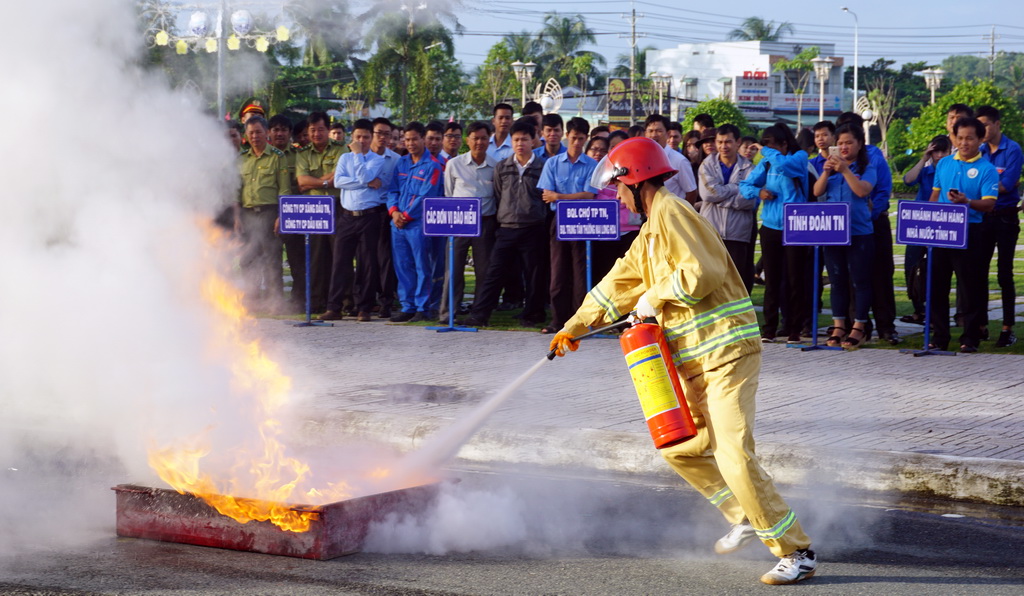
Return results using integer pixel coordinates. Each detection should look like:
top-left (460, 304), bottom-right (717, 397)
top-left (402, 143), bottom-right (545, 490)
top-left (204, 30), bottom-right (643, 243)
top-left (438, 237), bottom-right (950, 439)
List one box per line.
top-left (828, 145), bottom-right (839, 157)
top-left (949, 188), bottom-right (960, 197)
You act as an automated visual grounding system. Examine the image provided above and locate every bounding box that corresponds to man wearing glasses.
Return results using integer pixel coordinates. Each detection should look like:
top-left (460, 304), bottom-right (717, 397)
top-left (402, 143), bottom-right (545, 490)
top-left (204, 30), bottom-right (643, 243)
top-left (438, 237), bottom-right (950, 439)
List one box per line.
top-left (440, 122), bottom-right (463, 161)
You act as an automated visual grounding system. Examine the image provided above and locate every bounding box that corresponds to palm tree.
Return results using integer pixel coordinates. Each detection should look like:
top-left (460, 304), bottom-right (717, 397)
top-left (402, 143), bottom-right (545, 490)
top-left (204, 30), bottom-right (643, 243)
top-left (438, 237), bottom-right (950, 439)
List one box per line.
top-left (727, 17), bottom-right (795, 42)
top-left (360, 0), bottom-right (462, 121)
top-left (613, 44), bottom-right (657, 79)
top-left (537, 12), bottom-right (606, 89)
top-left (285, 0), bottom-right (361, 68)
top-left (502, 31), bottom-right (542, 63)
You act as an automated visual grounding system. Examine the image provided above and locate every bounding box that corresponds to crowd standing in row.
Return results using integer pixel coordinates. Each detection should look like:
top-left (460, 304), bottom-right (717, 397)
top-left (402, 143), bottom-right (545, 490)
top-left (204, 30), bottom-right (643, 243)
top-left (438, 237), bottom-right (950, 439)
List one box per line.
top-left (224, 98), bottom-right (1021, 352)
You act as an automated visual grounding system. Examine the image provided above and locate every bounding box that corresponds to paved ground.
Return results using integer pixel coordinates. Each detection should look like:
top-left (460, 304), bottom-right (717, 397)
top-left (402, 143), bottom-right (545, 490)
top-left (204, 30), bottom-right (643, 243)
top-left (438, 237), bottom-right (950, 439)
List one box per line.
top-left (256, 313), bottom-right (1024, 507)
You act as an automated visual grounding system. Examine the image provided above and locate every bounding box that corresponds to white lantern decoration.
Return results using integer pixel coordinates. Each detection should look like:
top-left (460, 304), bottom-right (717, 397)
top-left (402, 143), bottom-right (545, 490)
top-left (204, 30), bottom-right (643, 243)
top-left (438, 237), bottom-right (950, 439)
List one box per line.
top-left (187, 11), bottom-right (208, 37)
top-left (231, 10), bottom-right (253, 36)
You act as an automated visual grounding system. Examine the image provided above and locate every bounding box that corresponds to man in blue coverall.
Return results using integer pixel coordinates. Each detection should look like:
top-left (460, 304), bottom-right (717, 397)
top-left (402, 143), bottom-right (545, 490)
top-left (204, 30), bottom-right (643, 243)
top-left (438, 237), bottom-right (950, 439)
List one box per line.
top-left (387, 122), bottom-right (445, 322)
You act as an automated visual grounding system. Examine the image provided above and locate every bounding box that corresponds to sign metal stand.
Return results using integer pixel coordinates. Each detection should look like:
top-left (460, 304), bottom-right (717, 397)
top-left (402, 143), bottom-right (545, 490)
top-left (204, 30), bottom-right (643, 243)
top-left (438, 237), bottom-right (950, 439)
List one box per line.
top-left (279, 195), bottom-right (335, 328)
top-left (423, 197), bottom-right (481, 333)
top-left (894, 200), bottom-right (969, 357)
top-left (782, 203), bottom-right (850, 351)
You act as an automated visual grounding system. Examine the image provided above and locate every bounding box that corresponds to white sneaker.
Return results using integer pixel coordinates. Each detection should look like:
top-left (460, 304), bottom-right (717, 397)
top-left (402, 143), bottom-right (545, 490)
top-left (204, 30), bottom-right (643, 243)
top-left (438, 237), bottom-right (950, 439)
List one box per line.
top-left (760, 549), bottom-right (817, 585)
top-left (714, 520), bottom-right (757, 554)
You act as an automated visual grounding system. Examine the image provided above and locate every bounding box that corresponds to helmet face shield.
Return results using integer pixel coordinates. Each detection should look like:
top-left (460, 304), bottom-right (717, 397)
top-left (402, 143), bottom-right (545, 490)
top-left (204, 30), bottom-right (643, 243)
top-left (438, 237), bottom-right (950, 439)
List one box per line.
top-left (589, 155), bottom-right (629, 189)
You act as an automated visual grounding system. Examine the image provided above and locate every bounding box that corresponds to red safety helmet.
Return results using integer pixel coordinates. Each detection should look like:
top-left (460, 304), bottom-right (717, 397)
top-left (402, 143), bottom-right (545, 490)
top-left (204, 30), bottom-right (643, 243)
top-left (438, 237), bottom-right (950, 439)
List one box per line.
top-left (590, 136), bottom-right (678, 188)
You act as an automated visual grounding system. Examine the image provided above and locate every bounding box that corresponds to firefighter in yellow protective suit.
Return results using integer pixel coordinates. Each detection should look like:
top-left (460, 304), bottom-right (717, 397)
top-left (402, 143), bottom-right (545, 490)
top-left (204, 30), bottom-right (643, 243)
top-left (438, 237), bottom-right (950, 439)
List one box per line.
top-left (549, 137), bottom-right (817, 585)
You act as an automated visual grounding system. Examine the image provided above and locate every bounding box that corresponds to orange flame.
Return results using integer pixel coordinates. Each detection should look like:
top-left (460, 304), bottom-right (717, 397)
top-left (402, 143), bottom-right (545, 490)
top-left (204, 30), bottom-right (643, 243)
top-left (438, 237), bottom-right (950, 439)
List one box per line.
top-left (147, 259), bottom-right (368, 533)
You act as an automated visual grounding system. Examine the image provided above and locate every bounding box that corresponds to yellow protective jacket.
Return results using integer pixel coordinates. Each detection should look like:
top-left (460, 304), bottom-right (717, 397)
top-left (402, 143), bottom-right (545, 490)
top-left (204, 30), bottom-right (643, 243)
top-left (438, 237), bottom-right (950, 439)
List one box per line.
top-left (563, 186), bottom-right (761, 379)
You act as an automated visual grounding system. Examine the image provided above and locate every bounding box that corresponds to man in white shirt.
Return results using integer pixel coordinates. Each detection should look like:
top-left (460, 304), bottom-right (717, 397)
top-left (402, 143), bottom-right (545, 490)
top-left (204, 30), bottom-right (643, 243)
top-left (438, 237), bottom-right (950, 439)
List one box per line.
top-left (439, 121), bottom-right (499, 320)
top-left (645, 114), bottom-right (697, 204)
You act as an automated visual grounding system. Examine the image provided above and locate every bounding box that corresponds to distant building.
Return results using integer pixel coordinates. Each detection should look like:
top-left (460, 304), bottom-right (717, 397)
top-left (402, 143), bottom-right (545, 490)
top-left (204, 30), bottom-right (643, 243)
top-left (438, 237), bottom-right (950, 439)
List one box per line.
top-left (646, 40), bottom-right (846, 125)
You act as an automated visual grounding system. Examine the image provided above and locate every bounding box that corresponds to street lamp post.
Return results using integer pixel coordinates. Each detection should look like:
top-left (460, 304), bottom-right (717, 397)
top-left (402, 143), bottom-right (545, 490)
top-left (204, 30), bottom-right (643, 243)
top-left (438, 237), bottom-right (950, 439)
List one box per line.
top-left (841, 7), bottom-right (859, 109)
top-left (811, 56), bottom-right (834, 122)
top-left (650, 73), bottom-right (670, 114)
top-left (922, 67), bottom-right (946, 105)
top-left (511, 61), bottom-right (536, 108)
top-left (149, 3), bottom-right (289, 119)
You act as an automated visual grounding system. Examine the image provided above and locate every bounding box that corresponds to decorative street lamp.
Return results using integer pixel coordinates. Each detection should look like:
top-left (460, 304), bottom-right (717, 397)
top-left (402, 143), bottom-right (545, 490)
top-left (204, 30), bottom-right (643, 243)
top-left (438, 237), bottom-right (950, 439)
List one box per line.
top-left (841, 7), bottom-right (859, 109)
top-left (649, 73), bottom-right (671, 115)
top-left (147, 1), bottom-right (290, 120)
top-left (922, 68), bottom-right (946, 105)
top-left (811, 56), bottom-right (834, 122)
top-left (511, 60), bottom-right (537, 108)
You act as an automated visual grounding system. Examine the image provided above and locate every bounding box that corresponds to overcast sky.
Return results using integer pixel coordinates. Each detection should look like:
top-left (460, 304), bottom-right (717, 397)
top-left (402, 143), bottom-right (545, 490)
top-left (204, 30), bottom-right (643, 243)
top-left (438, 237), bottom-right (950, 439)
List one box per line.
top-left (450, 0), bottom-right (1024, 71)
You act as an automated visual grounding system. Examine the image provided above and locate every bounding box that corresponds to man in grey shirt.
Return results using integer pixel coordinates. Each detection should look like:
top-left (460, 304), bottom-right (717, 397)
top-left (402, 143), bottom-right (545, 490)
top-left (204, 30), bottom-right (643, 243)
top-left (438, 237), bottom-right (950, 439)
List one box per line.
top-left (439, 121), bottom-right (499, 320)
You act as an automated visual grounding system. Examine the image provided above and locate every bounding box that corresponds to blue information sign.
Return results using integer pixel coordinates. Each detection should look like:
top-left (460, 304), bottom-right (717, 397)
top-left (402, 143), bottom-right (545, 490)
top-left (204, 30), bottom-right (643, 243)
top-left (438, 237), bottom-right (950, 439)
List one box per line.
top-left (895, 200), bottom-right (969, 249)
top-left (783, 203), bottom-right (851, 246)
top-left (278, 195), bottom-right (335, 235)
top-left (423, 198), bottom-right (481, 237)
top-left (556, 200), bottom-right (620, 241)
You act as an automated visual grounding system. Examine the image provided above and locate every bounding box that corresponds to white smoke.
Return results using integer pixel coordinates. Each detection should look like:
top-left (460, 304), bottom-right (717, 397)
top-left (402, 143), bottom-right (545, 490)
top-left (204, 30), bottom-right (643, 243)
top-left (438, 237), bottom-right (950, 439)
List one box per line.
top-left (0, 0), bottom-right (248, 555)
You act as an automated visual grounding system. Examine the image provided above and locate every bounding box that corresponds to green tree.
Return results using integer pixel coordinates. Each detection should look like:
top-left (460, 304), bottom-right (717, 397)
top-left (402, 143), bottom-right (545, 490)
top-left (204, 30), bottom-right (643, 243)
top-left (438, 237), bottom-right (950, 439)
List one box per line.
top-left (851, 59), bottom-right (931, 123)
top-left (536, 12), bottom-right (606, 90)
top-left (681, 98), bottom-right (752, 136)
top-left (502, 31), bottom-right (542, 64)
top-left (360, 1), bottom-right (462, 122)
top-left (905, 79), bottom-right (1023, 153)
top-left (727, 17), bottom-right (794, 42)
top-left (466, 41), bottom-right (518, 116)
top-left (773, 46), bottom-right (819, 130)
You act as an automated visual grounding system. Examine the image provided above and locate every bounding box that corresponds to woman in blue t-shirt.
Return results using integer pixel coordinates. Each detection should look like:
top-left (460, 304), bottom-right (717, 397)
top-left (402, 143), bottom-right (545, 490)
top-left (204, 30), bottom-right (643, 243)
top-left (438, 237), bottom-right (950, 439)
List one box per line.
top-left (812, 124), bottom-right (876, 350)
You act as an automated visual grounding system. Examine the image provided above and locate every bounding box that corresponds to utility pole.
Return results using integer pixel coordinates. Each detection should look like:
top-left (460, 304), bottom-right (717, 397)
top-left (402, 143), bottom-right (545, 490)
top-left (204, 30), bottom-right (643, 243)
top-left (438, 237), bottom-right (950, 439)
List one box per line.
top-left (620, 4), bottom-right (644, 126)
top-left (983, 26), bottom-right (999, 80)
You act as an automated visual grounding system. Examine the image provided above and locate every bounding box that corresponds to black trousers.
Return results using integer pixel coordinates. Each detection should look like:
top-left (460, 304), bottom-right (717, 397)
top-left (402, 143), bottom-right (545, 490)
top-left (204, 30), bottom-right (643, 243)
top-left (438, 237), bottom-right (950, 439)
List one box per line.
top-left (439, 215), bottom-right (498, 319)
top-left (868, 214), bottom-right (897, 336)
top-left (327, 209), bottom-right (383, 314)
top-left (978, 208), bottom-right (1021, 327)
top-left (759, 226), bottom-right (810, 337)
top-left (724, 239), bottom-right (755, 295)
top-left (471, 224), bottom-right (548, 324)
top-left (929, 223), bottom-right (987, 349)
top-left (377, 212), bottom-right (397, 309)
top-left (549, 212), bottom-right (588, 329)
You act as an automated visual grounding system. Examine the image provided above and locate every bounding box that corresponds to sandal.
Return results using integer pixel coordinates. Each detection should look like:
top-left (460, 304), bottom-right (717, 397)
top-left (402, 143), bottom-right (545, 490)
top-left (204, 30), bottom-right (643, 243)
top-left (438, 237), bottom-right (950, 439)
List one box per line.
top-left (539, 326), bottom-right (558, 334)
top-left (842, 327), bottom-right (866, 351)
top-left (825, 326), bottom-right (847, 347)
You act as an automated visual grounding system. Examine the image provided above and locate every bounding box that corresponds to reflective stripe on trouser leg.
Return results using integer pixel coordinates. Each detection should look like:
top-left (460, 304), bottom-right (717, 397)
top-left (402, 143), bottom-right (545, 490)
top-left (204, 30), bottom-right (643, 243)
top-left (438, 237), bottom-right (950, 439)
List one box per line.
top-left (660, 379), bottom-right (746, 526)
top-left (662, 352), bottom-right (811, 557)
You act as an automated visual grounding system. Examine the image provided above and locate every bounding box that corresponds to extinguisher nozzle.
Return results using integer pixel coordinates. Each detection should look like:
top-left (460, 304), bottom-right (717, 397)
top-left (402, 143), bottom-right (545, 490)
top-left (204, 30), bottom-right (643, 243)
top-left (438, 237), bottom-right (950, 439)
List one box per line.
top-left (546, 349), bottom-right (558, 360)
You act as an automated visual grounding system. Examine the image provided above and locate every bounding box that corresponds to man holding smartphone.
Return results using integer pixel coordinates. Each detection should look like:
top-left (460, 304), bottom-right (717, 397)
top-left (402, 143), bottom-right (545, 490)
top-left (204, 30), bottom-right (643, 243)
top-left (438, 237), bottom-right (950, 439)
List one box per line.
top-left (928, 117), bottom-right (999, 353)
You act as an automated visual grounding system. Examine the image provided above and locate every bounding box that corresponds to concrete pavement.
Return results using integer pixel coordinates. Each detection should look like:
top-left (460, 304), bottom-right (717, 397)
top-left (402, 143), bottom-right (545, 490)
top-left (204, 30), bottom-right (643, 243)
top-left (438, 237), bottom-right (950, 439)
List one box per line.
top-left (257, 317), bottom-right (1024, 507)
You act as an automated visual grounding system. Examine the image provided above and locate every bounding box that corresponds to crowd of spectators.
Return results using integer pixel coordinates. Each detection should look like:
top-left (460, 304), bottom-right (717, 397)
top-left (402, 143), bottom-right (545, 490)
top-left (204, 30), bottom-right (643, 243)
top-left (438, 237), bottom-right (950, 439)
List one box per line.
top-left (222, 98), bottom-right (1021, 351)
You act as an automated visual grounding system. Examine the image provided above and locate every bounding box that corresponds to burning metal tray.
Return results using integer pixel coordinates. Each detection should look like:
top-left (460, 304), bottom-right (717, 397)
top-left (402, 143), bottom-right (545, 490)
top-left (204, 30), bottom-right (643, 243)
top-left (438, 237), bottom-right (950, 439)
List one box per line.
top-left (113, 482), bottom-right (440, 560)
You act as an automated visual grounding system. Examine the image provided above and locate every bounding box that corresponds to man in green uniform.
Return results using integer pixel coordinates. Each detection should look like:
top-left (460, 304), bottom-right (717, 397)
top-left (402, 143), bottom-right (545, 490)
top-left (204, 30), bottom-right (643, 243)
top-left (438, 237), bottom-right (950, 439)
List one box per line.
top-left (295, 111), bottom-right (346, 314)
top-left (236, 116), bottom-right (291, 311)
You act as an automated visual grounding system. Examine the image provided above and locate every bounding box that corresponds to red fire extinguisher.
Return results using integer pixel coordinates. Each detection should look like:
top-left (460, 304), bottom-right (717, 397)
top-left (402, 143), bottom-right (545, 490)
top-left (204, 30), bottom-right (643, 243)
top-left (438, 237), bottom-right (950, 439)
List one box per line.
top-left (546, 316), bottom-right (697, 449)
top-left (620, 320), bottom-right (697, 449)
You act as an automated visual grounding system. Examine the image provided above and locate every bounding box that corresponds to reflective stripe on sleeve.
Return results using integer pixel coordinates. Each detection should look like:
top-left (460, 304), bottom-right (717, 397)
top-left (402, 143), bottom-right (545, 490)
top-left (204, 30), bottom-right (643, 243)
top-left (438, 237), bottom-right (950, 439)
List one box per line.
top-left (671, 273), bottom-right (700, 306)
top-left (588, 285), bottom-right (622, 321)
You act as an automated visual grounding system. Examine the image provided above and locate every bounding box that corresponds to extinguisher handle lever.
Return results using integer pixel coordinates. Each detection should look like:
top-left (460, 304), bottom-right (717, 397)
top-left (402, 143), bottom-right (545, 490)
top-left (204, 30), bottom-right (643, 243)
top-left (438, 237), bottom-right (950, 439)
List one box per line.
top-left (545, 318), bottom-right (633, 360)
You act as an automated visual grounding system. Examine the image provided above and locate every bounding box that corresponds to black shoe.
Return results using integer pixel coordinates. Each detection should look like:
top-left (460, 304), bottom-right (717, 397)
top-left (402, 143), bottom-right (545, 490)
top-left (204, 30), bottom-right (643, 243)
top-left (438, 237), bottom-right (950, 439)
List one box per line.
top-left (959, 344), bottom-right (978, 353)
top-left (786, 333), bottom-right (803, 344)
top-left (900, 314), bottom-right (926, 325)
top-left (457, 315), bottom-right (488, 327)
top-left (389, 311), bottom-right (415, 322)
top-left (407, 311), bottom-right (427, 323)
top-left (319, 310), bottom-right (344, 321)
top-left (996, 330), bottom-right (1017, 348)
top-left (980, 327), bottom-right (990, 341)
top-left (379, 307), bottom-right (392, 319)
top-left (879, 331), bottom-right (902, 345)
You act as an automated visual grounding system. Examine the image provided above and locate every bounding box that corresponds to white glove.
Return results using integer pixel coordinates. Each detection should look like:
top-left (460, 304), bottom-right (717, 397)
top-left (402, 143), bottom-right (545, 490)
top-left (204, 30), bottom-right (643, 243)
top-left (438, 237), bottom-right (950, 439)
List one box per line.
top-left (635, 291), bottom-right (661, 319)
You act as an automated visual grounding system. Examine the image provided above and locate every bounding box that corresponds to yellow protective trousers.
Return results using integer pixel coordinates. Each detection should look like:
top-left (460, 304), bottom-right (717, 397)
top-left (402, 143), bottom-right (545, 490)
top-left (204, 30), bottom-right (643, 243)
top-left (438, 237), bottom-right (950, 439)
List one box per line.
top-left (659, 352), bottom-right (812, 557)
